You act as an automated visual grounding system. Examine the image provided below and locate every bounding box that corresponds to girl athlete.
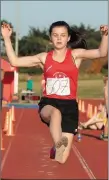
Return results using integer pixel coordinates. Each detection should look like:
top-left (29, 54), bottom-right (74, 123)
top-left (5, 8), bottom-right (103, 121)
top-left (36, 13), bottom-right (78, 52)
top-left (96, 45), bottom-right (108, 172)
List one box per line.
top-left (1, 21), bottom-right (108, 163)
top-left (79, 103), bottom-right (107, 130)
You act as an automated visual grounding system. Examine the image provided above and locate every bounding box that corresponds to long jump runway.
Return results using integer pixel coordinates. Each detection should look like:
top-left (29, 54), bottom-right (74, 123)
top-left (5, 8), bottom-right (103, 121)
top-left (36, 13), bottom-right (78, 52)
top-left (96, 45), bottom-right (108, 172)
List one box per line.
top-left (1, 104), bottom-right (108, 179)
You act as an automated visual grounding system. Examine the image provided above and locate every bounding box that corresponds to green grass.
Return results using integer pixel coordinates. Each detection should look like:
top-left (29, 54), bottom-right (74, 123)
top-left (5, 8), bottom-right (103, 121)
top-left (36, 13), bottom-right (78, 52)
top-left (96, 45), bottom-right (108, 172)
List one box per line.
top-left (18, 73), bottom-right (104, 99)
top-left (78, 79), bottom-right (104, 98)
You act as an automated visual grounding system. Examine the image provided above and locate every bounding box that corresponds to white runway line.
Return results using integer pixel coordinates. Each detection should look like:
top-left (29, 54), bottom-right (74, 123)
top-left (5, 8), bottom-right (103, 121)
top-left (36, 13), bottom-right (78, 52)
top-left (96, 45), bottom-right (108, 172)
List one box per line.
top-left (72, 144), bottom-right (96, 179)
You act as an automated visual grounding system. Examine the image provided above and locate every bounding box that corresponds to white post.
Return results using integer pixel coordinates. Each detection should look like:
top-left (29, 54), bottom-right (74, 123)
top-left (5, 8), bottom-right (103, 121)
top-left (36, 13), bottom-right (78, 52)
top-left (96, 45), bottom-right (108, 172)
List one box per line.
top-left (14, 1), bottom-right (20, 94)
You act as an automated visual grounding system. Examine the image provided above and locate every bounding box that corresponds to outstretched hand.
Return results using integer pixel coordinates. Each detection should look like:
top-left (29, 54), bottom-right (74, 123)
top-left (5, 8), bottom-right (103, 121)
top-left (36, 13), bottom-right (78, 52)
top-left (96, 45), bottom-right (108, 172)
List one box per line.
top-left (100, 25), bottom-right (108, 36)
top-left (1, 22), bottom-right (13, 39)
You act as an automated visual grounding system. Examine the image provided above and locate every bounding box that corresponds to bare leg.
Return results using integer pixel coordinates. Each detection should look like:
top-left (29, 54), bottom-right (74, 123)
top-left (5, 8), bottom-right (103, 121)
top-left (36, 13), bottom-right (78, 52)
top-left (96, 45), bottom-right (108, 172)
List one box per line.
top-left (96, 122), bottom-right (104, 129)
top-left (40, 105), bottom-right (62, 144)
top-left (49, 109), bottom-right (62, 144)
top-left (55, 132), bottom-right (73, 164)
top-left (80, 117), bottom-right (104, 129)
top-left (80, 115), bottom-right (97, 128)
top-left (88, 125), bottom-right (97, 130)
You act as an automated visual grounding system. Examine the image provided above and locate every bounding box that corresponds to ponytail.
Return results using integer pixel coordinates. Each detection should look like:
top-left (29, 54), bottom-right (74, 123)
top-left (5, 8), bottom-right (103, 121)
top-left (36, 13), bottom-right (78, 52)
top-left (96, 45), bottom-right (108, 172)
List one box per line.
top-left (68, 28), bottom-right (87, 49)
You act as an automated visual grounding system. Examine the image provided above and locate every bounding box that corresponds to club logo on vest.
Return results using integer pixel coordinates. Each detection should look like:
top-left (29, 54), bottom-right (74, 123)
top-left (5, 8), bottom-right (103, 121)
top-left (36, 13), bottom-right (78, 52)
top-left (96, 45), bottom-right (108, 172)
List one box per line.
top-left (46, 72), bottom-right (70, 96)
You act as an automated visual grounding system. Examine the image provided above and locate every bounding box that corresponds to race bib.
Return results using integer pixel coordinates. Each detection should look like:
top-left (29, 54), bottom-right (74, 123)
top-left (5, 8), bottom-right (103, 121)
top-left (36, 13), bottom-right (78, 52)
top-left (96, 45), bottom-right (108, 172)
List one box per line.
top-left (46, 78), bottom-right (70, 96)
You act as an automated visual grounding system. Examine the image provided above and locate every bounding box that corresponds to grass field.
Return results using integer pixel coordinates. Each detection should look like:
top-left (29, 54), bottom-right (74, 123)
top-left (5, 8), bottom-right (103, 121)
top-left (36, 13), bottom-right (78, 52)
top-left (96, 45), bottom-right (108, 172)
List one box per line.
top-left (78, 79), bottom-right (104, 98)
top-left (19, 73), bottom-right (104, 99)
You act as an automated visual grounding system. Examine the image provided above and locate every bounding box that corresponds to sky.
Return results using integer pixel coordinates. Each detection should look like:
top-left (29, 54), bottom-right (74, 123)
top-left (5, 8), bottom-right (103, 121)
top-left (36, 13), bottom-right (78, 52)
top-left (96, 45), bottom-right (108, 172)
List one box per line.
top-left (1, 1), bottom-right (108, 37)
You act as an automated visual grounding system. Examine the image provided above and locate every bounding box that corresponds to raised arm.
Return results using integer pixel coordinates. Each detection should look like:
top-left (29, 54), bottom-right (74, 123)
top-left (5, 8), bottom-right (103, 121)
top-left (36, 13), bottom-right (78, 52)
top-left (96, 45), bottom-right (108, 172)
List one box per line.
top-left (73, 25), bottom-right (108, 60)
top-left (1, 22), bottom-right (46, 67)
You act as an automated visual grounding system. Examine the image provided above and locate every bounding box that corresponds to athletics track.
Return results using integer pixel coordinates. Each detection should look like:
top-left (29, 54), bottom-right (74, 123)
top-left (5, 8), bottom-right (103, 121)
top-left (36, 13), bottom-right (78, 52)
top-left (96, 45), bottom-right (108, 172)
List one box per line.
top-left (1, 99), bottom-right (108, 179)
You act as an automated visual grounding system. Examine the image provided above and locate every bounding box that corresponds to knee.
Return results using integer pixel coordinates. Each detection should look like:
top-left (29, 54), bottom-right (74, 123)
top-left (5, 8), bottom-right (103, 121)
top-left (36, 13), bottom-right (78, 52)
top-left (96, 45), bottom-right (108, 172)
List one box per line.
top-left (40, 110), bottom-right (49, 120)
top-left (40, 107), bottom-right (61, 120)
top-left (52, 108), bottom-right (61, 117)
top-left (97, 125), bottom-right (102, 130)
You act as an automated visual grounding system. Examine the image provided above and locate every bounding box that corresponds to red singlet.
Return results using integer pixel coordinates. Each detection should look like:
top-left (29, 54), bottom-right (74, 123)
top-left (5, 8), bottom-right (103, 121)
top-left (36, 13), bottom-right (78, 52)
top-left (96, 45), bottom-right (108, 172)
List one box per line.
top-left (43, 49), bottom-right (79, 100)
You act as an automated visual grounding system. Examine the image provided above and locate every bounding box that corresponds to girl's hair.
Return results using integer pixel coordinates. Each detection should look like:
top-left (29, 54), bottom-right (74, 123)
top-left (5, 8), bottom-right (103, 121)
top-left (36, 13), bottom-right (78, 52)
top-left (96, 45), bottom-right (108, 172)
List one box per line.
top-left (49, 21), bottom-right (87, 49)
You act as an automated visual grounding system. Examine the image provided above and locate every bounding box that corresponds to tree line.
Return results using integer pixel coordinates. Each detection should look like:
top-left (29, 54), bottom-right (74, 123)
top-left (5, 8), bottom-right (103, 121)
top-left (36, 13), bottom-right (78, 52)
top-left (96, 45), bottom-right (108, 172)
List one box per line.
top-left (1, 19), bottom-right (108, 74)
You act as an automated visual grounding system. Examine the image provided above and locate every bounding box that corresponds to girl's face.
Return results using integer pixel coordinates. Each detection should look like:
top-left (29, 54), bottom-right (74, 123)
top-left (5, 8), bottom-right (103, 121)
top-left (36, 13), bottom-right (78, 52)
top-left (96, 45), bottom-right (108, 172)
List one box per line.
top-left (50, 26), bottom-right (70, 50)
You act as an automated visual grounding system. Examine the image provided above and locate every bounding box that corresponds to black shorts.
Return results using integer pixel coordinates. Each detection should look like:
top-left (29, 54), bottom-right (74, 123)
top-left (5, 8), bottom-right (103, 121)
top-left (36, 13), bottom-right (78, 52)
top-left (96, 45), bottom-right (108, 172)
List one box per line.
top-left (38, 97), bottom-right (79, 135)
